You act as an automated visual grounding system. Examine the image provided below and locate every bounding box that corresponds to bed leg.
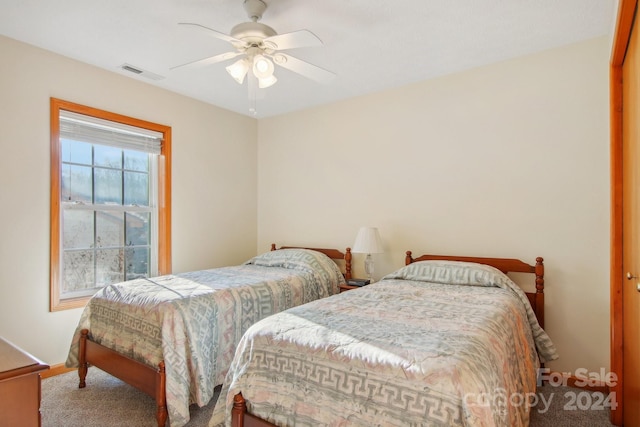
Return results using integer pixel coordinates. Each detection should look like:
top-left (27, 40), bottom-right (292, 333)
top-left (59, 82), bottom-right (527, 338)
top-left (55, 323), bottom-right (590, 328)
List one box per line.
top-left (232, 392), bottom-right (247, 427)
top-left (156, 362), bottom-right (168, 427)
top-left (78, 329), bottom-right (89, 388)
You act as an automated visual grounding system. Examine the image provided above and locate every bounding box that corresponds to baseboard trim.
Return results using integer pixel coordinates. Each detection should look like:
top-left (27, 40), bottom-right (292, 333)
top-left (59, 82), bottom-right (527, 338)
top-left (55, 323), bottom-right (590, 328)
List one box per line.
top-left (41, 363), bottom-right (76, 379)
top-left (547, 371), bottom-right (611, 394)
top-left (566, 375), bottom-right (610, 394)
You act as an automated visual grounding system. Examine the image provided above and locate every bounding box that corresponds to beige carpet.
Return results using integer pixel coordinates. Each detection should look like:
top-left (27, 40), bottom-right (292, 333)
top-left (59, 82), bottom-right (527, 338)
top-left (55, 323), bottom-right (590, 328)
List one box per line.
top-left (41, 368), bottom-right (217, 427)
top-left (42, 368), bottom-right (615, 426)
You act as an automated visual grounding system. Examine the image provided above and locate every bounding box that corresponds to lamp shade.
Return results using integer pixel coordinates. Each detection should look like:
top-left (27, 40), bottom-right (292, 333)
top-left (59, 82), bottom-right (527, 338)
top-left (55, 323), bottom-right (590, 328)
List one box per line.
top-left (258, 74), bottom-right (277, 88)
top-left (352, 227), bottom-right (383, 254)
top-left (226, 58), bottom-right (249, 84)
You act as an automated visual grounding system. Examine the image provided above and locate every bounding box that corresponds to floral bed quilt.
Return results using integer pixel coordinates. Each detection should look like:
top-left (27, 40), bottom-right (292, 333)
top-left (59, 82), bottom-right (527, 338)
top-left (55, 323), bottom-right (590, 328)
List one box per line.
top-left (210, 260), bottom-right (558, 427)
top-left (65, 249), bottom-right (345, 427)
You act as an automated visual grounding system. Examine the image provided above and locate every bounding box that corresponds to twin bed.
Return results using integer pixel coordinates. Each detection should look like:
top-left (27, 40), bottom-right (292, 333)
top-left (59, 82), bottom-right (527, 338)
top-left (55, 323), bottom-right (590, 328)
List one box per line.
top-left (65, 245), bottom-right (351, 427)
top-left (209, 252), bottom-right (558, 427)
top-left (66, 247), bottom-right (558, 427)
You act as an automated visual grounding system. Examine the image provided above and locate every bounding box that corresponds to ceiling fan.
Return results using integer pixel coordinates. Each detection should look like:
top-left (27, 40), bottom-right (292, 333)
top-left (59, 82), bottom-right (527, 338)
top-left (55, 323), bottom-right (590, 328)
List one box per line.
top-left (172, 0), bottom-right (335, 95)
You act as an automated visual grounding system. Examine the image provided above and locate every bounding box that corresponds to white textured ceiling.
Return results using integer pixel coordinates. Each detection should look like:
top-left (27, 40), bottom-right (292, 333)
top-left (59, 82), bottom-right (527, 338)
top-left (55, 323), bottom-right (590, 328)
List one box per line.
top-left (0, 0), bottom-right (618, 118)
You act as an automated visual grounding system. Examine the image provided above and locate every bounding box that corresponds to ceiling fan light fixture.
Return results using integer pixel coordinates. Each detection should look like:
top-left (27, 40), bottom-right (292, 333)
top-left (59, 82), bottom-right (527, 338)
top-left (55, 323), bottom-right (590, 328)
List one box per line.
top-left (258, 74), bottom-right (277, 89)
top-left (175, 0), bottom-right (335, 105)
top-left (226, 58), bottom-right (249, 84)
top-left (252, 55), bottom-right (274, 79)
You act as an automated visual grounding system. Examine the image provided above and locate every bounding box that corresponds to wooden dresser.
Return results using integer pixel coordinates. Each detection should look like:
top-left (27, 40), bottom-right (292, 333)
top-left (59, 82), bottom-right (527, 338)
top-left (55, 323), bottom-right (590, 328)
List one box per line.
top-left (0, 337), bottom-right (49, 427)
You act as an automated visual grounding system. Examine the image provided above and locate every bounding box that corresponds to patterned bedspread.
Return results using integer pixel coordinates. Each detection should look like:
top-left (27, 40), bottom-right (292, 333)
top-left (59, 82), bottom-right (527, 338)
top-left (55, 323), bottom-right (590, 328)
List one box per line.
top-left (209, 260), bottom-right (558, 427)
top-left (65, 249), bottom-right (345, 427)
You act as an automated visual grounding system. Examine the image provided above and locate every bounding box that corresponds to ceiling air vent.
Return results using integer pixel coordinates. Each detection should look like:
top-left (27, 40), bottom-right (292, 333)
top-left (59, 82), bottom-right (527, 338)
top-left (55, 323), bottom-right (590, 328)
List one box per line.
top-left (122, 64), bottom-right (142, 74)
top-left (119, 63), bottom-right (165, 81)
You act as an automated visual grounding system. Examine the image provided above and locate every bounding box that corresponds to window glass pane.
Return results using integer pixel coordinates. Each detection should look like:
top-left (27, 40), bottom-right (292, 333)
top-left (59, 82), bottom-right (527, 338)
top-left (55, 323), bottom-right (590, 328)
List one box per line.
top-left (53, 101), bottom-right (168, 311)
top-left (124, 172), bottom-right (149, 206)
top-left (96, 211), bottom-right (124, 248)
top-left (61, 164), bottom-right (92, 202)
top-left (96, 249), bottom-right (124, 286)
top-left (63, 210), bottom-right (94, 249)
top-left (94, 168), bottom-right (122, 204)
top-left (126, 212), bottom-right (150, 246)
top-left (62, 250), bottom-right (95, 293)
top-left (94, 145), bottom-right (122, 169)
top-left (61, 139), bottom-right (92, 165)
top-left (125, 247), bottom-right (149, 280)
top-left (124, 150), bottom-right (149, 172)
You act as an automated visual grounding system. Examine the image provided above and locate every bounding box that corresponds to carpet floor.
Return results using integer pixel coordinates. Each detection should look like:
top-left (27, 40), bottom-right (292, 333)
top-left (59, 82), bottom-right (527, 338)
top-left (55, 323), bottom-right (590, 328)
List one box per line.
top-left (41, 368), bottom-right (615, 426)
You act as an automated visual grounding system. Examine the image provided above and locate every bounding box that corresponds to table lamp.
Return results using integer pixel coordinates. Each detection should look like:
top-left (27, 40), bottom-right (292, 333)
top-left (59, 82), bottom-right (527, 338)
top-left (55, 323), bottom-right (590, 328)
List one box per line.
top-left (352, 227), bottom-right (383, 283)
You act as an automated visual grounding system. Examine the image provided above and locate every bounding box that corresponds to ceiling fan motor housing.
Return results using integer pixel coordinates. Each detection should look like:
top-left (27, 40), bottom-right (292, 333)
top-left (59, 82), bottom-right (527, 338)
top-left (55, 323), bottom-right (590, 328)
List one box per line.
top-left (233, 0), bottom-right (277, 45)
top-left (231, 22), bottom-right (277, 44)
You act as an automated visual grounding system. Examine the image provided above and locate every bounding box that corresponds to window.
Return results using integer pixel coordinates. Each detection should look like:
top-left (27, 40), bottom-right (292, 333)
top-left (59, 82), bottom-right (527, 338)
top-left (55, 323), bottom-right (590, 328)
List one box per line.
top-left (50, 98), bottom-right (171, 311)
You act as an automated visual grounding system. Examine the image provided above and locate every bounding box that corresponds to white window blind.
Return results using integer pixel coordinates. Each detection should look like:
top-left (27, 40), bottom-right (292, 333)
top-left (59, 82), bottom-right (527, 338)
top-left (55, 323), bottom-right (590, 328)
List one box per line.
top-left (59, 110), bottom-right (163, 154)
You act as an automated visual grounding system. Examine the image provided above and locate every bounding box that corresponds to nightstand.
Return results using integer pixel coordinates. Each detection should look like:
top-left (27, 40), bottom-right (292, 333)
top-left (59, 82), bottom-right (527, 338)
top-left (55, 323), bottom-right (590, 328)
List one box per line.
top-left (339, 284), bottom-right (359, 293)
top-left (339, 279), bottom-right (371, 293)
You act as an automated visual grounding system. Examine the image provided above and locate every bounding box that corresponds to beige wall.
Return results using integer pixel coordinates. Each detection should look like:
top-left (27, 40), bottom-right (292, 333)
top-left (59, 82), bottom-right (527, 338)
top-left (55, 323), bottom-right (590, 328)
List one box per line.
top-left (0, 33), bottom-right (611, 375)
top-left (0, 35), bottom-right (258, 364)
top-left (257, 36), bottom-right (611, 374)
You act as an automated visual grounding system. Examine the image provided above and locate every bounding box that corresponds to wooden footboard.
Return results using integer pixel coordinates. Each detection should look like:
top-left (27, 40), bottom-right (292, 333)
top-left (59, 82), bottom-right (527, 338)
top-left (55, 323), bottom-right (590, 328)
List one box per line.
top-left (78, 329), bottom-right (167, 427)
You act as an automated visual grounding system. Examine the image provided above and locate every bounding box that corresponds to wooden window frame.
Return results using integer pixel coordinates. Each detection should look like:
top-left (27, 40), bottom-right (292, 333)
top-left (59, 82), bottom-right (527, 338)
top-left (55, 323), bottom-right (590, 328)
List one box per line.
top-left (49, 98), bottom-right (172, 311)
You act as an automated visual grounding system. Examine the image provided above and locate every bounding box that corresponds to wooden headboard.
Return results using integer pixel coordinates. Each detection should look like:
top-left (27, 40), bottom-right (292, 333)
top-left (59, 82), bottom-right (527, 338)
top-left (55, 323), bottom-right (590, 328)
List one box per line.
top-left (405, 251), bottom-right (545, 329)
top-left (270, 244), bottom-right (352, 280)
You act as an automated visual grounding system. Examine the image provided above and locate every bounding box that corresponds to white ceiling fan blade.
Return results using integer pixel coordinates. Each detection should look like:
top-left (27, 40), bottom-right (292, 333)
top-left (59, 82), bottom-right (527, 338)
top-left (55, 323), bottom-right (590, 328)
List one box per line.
top-left (178, 22), bottom-right (246, 47)
top-left (170, 51), bottom-right (243, 70)
top-left (263, 30), bottom-right (323, 50)
top-left (271, 53), bottom-right (335, 85)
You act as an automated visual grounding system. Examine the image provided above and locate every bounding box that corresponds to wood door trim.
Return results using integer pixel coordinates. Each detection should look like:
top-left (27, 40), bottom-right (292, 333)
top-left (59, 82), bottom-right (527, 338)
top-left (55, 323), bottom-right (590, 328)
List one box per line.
top-left (611, 1), bottom-right (638, 425)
